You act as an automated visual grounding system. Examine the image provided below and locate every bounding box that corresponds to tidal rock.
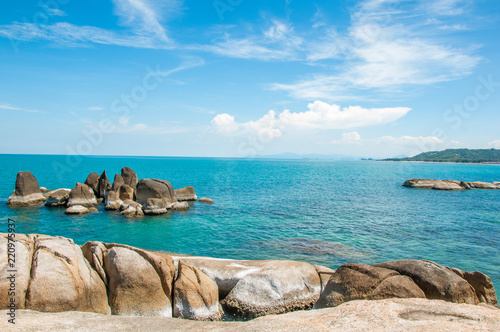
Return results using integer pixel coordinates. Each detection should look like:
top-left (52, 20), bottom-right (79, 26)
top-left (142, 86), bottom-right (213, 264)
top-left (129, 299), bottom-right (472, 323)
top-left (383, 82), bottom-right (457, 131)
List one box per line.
top-left (67, 183), bottom-right (97, 207)
top-left (449, 267), bottom-right (498, 307)
top-left (374, 260), bottom-right (478, 304)
top-left (111, 173), bottom-right (124, 192)
top-left (44, 189), bottom-right (70, 207)
top-left (121, 167), bottom-right (138, 191)
top-left (314, 263), bottom-right (425, 309)
top-left (136, 179), bottom-right (177, 206)
top-left (84, 172), bottom-right (99, 195)
top-left (175, 186), bottom-right (198, 201)
top-left (198, 197), bottom-right (214, 204)
top-left (7, 171), bottom-right (46, 207)
top-left (432, 180), bottom-right (467, 191)
top-left (118, 184), bottom-right (134, 201)
top-left (0, 234), bottom-right (33, 309)
top-left (25, 235), bottom-right (110, 314)
top-left (143, 198), bottom-right (168, 215)
top-left (120, 200), bottom-right (144, 218)
top-left (104, 246), bottom-right (171, 316)
top-left (172, 256), bottom-right (321, 319)
top-left (105, 191), bottom-right (123, 210)
top-left (172, 201), bottom-right (189, 211)
top-left (403, 179), bottom-right (468, 191)
top-left (97, 170), bottom-right (112, 199)
top-left (466, 181), bottom-right (498, 189)
top-left (65, 205), bottom-right (90, 215)
top-left (173, 261), bottom-right (223, 321)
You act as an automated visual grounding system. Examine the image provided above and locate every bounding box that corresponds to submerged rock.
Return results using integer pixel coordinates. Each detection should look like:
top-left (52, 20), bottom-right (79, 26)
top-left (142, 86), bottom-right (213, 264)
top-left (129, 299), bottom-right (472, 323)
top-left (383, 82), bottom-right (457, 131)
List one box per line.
top-left (7, 171), bottom-right (46, 207)
top-left (44, 188), bottom-right (70, 207)
top-left (67, 183), bottom-right (97, 207)
top-left (175, 186), bottom-right (198, 201)
top-left (173, 261), bottom-right (223, 321)
top-left (198, 197), bottom-right (214, 204)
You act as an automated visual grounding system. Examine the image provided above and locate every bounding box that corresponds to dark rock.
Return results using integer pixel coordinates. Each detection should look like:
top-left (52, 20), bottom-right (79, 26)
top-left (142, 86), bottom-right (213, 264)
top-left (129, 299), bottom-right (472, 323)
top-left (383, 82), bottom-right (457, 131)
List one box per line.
top-left (449, 267), bottom-right (498, 308)
top-left (121, 167), bottom-right (138, 191)
top-left (67, 183), bottom-right (98, 207)
top-left (7, 171), bottom-right (46, 206)
top-left (118, 184), bottom-right (134, 201)
top-left (111, 174), bottom-right (124, 192)
top-left (45, 189), bottom-right (71, 207)
top-left (136, 179), bottom-right (177, 206)
top-left (84, 173), bottom-right (99, 195)
top-left (97, 170), bottom-right (111, 199)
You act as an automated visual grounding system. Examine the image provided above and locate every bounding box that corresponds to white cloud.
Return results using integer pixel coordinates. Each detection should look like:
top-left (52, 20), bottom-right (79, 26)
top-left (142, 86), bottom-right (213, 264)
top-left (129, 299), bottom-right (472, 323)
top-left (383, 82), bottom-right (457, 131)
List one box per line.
top-left (488, 140), bottom-right (500, 148)
top-left (0, 104), bottom-right (44, 114)
top-left (211, 101), bottom-right (410, 137)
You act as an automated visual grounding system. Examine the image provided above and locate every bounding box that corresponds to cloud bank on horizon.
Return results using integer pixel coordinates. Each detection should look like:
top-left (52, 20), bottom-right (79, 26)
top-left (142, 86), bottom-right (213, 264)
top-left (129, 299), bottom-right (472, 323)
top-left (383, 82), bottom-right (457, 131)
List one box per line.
top-left (0, 0), bottom-right (498, 158)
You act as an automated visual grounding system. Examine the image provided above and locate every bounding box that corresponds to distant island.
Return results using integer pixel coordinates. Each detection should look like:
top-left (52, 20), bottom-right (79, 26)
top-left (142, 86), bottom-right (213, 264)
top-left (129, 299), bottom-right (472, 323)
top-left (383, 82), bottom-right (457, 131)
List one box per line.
top-left (384, 148), bottom-right (500, 163)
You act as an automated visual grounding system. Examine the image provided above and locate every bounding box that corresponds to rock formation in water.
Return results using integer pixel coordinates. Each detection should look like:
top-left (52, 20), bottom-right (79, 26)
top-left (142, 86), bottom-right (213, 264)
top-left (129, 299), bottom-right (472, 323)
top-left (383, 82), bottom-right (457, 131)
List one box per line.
top-left (403, 179), bottom-right (500, 190)
top-left (6, 171), bottom-right (47, 206)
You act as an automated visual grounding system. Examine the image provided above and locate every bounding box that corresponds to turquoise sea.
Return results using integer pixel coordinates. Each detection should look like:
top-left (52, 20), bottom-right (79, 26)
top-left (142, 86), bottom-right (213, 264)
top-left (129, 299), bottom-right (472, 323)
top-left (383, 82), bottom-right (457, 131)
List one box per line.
top-left (1, 154), bottom-right (499, 289)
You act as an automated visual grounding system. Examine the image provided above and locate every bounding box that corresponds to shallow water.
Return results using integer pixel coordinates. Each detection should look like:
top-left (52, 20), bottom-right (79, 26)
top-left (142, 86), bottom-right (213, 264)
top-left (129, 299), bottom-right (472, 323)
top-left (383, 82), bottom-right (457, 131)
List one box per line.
top-left (1, 154), bottom-right (499, 289)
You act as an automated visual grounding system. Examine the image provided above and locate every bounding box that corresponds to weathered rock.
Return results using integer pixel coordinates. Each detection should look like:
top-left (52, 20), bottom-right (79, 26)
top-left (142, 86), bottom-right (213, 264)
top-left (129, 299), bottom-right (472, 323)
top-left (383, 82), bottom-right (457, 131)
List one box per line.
top-left (97, 170), bottom-right (112, 198)
top-left (67, 183), bottom-right (97, 207)
top-left (314, 265), bottom-right (336, 292)
top-left (44, 189), bottom-right (70, 207)
top-left (7, 171), bottom-right (46, 206)
top-left (172, 201), bottom-right (189, 211)
top-left (467, 181), bottom-right (498, 189)
top-left (105, 191), bottom-right (123, 210)
top-left (172, 256), bottom-right (322, 319)
top-left (175, 186), bottom-right (198, 201)
top-left (432, 180), bottom-right (467, 191)
top-left (0, 234), bottom-right (33, 309)
top-left (3, 298), bottom-right (500, 331)
top-left (374, 260), bottom-right (478, 304)
top-left (136, 179), bottom-right (177, 206)
top-left (84, 172), bottom-right (99, 195)
top-left (198, 197), bottom-right (214, 204)
top-left (449, 267), bottom-right (498, 308)
top-left (81, 241), bottom-right (108, 286)
top-left (173, 261), bottom-right (223, 321)
top-left (25, 235), bottom-right (110, 314)
top-left (65, 205), bottom-right (90, 215)
top-left (143, 198), bottom-right (168, 215)
top-left (121, 167), bottom-right (138, 191)
top-left (111, 174), bottom-right (124, 192)
top-left (314, 263), bottom-right (425, 309)
top-left (118, 184), bottom-right (134, 201)
top-left (39, 187), bottom-right (50, 193)
top-left (104, 246), bottom-right (171, 316)
top-left (120, 199), bottom-right (144, 218)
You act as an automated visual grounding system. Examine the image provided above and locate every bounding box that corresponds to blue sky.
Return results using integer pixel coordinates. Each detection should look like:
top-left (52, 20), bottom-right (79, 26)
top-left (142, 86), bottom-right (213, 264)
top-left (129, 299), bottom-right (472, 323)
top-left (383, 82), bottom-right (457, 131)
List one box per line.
top-left (0, 0), bottom-right (499, 158)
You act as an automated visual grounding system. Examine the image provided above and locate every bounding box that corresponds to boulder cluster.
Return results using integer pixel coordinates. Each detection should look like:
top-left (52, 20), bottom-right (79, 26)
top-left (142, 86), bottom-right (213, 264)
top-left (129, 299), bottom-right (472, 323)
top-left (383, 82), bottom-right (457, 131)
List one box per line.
top-left (6, 168), bottom-right (213, 217)
top-left (0, 233), bottom-right (497, 322)
top-left (403, 179), bottom-right (500, 191)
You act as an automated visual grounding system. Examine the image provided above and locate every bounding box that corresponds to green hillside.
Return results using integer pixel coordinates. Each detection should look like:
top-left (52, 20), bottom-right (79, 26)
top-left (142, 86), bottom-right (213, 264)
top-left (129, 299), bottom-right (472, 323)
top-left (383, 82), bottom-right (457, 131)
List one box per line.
top-left (384, 148), bottom-right (500, 163)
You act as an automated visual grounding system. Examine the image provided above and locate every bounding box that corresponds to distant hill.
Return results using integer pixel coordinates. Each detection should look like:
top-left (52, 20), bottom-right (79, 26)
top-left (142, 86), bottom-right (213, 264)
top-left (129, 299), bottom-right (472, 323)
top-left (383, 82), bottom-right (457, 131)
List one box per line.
top-left (384, 148), bottom-right (500, 163)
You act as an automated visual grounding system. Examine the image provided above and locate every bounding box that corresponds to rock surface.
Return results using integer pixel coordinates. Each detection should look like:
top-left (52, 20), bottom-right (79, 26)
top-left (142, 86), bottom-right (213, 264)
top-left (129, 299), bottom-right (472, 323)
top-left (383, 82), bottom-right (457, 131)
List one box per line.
top-left (6, 171), bottom-right (46, 206)
top-left (65, 205), bottom-right (90, 215)
top-left (121, 167), bottom-right (138, 191)
top-left (120, 199), bottom-right (144, 218)
top-left (374, 260), bottom-right (478, 304)
top-left (449, 268), bottom-right (499, 307)
top-left (105, 191), bottom-right (123, 210)
top-left (136, 179), bottom-right (177, 206)
top-left (314, 263), bottom-right (425, 309)
top-left (173, 261), bottom-right (223, 321)
top-left (175, 186), bottom-right (198, 201)
top-left (172, 201), bottom-right (190, 211)
top-left (467, 181), bottom-right (498, 189)
top-left (403, 179), bottom-right (499, 190)
top-left (97, 170), bottom-right (112, 198)
top-left (118, 184), bottom-right (134, 201)
top-left (84, 172), bottom-right (99, 195)
top-left (2, 298), bottom-right (499, 331)
top-left (111, 174), bottom-right (124, 192)
top-left (67, 183), bottom-right (98, 207)
top-left (143, 198), bottom-right (168, 215)
top-left (44, 188), bottom-right (70, 207)
top-left (198, 197), bottom-right (214, 204)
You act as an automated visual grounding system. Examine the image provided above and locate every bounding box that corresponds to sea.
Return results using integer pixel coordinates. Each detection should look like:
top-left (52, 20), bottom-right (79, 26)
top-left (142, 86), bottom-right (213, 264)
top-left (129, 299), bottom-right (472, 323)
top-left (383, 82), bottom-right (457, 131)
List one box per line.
top-left (1, 154), bottom-right (499, 289)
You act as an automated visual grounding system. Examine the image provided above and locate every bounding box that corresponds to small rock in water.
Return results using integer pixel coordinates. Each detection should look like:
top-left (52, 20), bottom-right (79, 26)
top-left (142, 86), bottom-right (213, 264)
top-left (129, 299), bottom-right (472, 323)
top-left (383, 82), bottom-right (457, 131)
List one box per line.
top-left (65, 205), bottom-right (90, 215)
top-left (198, 197), bottom-right (214, 204)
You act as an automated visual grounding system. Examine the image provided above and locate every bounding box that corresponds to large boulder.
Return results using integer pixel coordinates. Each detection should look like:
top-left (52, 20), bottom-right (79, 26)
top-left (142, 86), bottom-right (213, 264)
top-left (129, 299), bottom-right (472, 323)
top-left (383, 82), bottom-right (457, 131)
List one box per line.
top-left (314, 263), bottom-right (425, 309)
top-left (143, 198), bottom-right (168, 215)
top-left (111, 174), bottom-right (124, 192)
top-left (104, 246), bottom-right (171, 316)
top-left (175, 186), bottom-right (198, 201)
top-left (173, 261), bottom-right (223, 321)
top-left (118, 184), bottom-right (134, 201)
top-left (97, 170), bottom-right (111, 199)
top-left (172, 256), bottom-right (322, 319)
top-left (44, 189), bottom-right (70, 207)
top-left (449, 267), bottom-right (498, 307)
top-left (84, 172), bottom-right (99, 195)
top-left (0, 234), bottom-right (33, 309)
top-left (7, 171), bottom-right (46, 206)
top-left (374, 260), bottom-right (478, 304)
top-left (67, 183), bottom-right (97, 207)
top-left (121, 167), bottom-right (138, 191)
top-left (105, 191), bottom-right (123, 210)
top-left (136, 179), bottom-right (177, 206)
top-left (25, 235), bottom-right (110, 314)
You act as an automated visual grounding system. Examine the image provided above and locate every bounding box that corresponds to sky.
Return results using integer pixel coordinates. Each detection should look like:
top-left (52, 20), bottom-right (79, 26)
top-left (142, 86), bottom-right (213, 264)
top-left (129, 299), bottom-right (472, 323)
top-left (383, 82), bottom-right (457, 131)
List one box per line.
top-left (0, 0), bottom-right (499, 158)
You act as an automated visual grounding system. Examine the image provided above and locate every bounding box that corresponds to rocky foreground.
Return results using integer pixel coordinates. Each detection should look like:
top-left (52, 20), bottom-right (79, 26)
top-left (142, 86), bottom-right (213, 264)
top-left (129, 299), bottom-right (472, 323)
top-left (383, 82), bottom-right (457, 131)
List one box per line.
top-left (403, 179), bottom-right (500, 191)
top-left (0, 233), bottom-right (498, 330)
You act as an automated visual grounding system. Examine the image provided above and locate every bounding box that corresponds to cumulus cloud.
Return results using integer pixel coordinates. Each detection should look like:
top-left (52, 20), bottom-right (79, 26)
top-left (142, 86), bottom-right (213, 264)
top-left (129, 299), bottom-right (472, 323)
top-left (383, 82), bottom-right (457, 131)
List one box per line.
top-left (488, 140), bottom-right (500, 148)
top-left (210, 101), bottom-right (410, 138)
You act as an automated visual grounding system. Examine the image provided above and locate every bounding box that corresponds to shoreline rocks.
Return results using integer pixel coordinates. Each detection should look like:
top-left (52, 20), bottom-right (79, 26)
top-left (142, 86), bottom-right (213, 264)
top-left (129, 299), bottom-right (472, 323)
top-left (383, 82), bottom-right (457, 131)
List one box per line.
top-left (67, 183), bottom-right (98, 207)
top-left (6, 171), bottom-right (46, 207)
top-left (175, 186), bottom-right (198, 201)
top-left (45, 188), bottom-right (71, 207)
top-left (403, 179), bottom-right (500, 190)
